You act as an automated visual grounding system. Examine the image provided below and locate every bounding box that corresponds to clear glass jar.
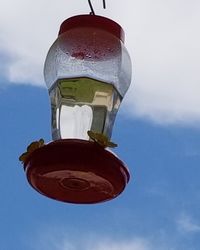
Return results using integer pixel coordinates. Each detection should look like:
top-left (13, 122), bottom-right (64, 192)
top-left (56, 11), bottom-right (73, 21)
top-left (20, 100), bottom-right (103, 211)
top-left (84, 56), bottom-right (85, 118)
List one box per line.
top-left (44, 15), bottom-right (132, 141)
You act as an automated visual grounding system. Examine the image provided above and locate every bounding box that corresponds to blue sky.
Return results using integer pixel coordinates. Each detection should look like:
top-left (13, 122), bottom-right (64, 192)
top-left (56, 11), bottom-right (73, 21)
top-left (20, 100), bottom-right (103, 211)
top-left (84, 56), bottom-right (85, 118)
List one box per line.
top-left (1, 0), bottom-right (200, 250)
top-left (1, 85), bottom-right (200, 250)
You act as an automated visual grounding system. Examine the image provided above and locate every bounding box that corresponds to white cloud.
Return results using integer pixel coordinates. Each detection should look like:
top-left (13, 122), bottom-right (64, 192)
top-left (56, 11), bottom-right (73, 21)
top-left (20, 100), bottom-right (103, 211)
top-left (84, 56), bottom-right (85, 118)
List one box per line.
top-left (122, 0), bottom-right (200, 126)
top-left (177, 212), bottom-right (200, 233)
top-left (64, 238), bottom-right (152, 250)
top-left (94, 239), bottom-right (151, 250)
top-left (34, 232), bottom-right (153, 250)
top-left (29, 224), bottom-right (158, 250)
top-left (1, 0), bottom-right (200, 125)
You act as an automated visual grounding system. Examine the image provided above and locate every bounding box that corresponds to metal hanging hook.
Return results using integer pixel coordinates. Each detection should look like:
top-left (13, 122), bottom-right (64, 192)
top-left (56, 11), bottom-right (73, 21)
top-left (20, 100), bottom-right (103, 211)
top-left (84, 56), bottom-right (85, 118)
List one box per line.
top-left (88, 0), bottom-right (95, 15)
top-left (103, 0), bottom-right (106, 9)
top-left (88, 0), bottom-right (106, 15)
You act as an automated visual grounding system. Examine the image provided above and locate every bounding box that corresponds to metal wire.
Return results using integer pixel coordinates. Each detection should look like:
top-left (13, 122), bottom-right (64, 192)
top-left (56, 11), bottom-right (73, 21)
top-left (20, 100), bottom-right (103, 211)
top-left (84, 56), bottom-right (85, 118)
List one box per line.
top-left (88, 0), bottom-right (106, 15)
top-left (88, 0), bottom-right (95, 15)
top-left (103, 0), bottom-right (106, 9)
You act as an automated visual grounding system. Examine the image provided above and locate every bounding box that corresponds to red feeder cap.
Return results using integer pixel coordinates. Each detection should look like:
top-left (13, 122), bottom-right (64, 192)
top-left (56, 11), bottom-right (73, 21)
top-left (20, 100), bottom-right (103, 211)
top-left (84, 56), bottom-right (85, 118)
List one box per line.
top-left (24, 139), bottom-right (130, 204)
top-left (59, 15), bottom-right (125, 43)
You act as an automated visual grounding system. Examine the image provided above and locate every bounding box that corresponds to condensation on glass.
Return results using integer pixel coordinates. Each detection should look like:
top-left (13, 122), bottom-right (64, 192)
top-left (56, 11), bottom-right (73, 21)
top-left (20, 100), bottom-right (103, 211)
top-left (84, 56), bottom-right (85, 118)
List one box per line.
top-left (44, 15), bottom-right (132, 141)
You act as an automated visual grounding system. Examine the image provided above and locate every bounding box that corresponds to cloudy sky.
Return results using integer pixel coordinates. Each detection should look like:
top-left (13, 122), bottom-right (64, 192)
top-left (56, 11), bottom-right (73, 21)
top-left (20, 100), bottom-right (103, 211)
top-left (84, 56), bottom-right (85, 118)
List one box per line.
top-left (1, 0), bottom-right (200, 125)
top-left (0, 0), bottom-right (200, 250)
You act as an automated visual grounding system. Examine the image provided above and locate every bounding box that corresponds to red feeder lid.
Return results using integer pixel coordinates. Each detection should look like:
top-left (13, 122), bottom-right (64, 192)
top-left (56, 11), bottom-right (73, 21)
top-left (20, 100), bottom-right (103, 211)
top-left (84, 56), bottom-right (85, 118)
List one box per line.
top-left (59, 15), bottom-right (125, 43)
top-left (24, 139), bottom-right (130, 204)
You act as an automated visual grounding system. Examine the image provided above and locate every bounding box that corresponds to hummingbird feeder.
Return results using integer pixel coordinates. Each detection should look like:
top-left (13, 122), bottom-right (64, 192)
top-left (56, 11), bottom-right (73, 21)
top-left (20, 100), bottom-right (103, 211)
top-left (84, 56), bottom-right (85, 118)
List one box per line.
top-left (20, 5), bottom-right (132, 204)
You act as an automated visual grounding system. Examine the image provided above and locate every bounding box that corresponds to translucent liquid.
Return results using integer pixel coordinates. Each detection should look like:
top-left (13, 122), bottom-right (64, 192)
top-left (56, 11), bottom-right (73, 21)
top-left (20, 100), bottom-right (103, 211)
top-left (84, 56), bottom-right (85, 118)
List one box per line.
top-left (49, 77), bottom-right (122, 140)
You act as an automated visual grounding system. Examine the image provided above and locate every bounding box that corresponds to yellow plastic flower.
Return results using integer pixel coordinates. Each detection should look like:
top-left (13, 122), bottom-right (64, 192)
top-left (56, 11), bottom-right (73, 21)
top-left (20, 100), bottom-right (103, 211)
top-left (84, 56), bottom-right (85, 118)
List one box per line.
top-left (87, 130), bottom-right (117, 148)
top-left (19, 139), bottom-right (45, 164)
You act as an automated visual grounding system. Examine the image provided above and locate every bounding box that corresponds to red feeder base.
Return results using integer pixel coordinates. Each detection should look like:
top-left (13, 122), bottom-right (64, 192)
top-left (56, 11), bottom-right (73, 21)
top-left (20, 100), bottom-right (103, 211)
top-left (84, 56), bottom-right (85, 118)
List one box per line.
top-left (24, 139), bottom-right (130, 204)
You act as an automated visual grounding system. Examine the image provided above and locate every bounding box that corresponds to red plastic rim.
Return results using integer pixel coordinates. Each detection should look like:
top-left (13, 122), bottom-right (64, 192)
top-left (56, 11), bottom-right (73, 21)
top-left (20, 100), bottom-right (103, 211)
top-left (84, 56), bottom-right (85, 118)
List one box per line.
top-left (59, 15), bottom-right (125, 43)
top-left (24, 139), bottom-right (130, 204)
